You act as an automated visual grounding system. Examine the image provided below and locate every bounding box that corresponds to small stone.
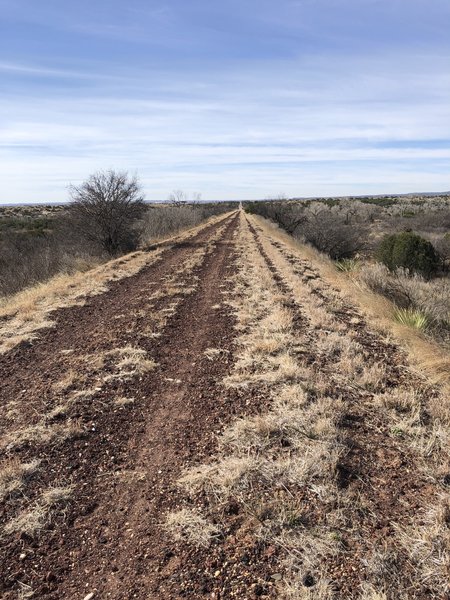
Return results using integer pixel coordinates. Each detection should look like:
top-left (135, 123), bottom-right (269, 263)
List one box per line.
top-left (214, 570), bottom-right (221, 577)
top-left (83, 593), bottom-right (95, 600)
top-left (19, 553), bottom-right (26, 560)
top-left (271, 573), bottom-right (282, 581)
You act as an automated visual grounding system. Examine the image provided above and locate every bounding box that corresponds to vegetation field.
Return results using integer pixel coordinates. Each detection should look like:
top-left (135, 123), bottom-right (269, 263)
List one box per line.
top-left (0, 201), bottom-right (449, 599)
top-left (246, 195), bottom-right (450, 349)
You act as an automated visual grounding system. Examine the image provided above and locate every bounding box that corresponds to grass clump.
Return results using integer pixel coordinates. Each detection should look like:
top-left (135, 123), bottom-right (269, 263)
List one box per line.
top-left (335, 258), bottom-right (359, 272)
top-left (164, 508), bottom-right (220, 548)
top-left (393, 307), bottom-right (429, 331)
top-left (0, 459), bottom-right (41, 502)
top-left (4, 485), bottom-right (74, 536)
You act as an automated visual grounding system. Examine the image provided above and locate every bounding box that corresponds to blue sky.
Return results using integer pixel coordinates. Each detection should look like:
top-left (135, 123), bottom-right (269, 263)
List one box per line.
top-left (1, 0), bottom-right (449, 203)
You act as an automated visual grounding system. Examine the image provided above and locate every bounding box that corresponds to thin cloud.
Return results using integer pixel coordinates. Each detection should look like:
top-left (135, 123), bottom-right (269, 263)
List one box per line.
top-left (0, 0), bottom-right (449, 201)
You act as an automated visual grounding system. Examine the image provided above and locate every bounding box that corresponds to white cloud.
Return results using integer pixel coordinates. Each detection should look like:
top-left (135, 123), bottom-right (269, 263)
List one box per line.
top-left (1, 47), bottom-right (449, 201)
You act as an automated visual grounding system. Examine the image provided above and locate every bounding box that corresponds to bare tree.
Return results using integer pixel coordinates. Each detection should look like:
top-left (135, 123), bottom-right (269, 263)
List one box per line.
top-left (68, 170), bottom-right (146, 256)
top-left (167, 190), bottom-right (188, 205)
top-left (301, 204), bottom-right (368, 259)
top-left (262, 200), bottom-right (307, 235)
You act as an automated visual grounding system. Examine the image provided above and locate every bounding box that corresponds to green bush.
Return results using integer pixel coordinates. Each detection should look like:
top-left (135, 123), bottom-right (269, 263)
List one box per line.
top-left (376, 231), bottom-right (440, 278)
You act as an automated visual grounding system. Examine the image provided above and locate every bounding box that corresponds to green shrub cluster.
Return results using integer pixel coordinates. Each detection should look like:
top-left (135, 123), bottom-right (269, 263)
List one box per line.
top-left (376, 231), bottom-right (440, 278)
top-left (0, 216), bottom-right (52, 237)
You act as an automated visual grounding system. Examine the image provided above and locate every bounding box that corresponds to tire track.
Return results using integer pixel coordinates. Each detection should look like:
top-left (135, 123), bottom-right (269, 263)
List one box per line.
top-left (1, 214), bottom-right (244, 599)
top-left (246, 216), bottom-right (448, 598)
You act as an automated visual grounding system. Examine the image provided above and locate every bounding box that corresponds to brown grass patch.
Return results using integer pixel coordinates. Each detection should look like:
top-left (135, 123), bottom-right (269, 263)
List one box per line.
top-left (103, 346), bottom-right (157, 381)
top-left (164, 508), bottom-right (220, 548)
top-left (1, 419), bottom-right (83, 452)
top-left (394, 494), bottom-right (450, 595)
top-left (251, 214), bottom-right (450, 391)
top-left (0, 459), bottom-right (41, 502)
top-left (203, 347), bottom-right (230, 361)
top-left (3, 485), bottom-right (74, 537)
top-left (113, 396), bottom-right (135, 407)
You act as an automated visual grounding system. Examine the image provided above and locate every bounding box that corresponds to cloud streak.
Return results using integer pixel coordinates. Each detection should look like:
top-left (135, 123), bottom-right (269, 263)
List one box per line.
top-left (0, 0), bottom-right (449, 202)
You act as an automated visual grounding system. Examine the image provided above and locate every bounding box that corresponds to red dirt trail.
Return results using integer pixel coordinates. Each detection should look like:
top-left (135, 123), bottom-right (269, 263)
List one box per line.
top-left (0, 213), bottom-right (276, 599)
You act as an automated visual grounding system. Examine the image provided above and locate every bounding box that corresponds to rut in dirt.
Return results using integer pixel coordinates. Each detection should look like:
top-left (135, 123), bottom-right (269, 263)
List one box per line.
top-left (0, 214), bottom-right (258, 600)
top-left (0, 214), bottom-right (235, 433)
top-left (245, 219), bottom-right (449, 598)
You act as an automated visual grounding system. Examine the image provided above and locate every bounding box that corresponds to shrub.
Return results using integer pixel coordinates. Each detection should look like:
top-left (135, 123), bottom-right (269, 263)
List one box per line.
top-left (247, 200), bottom-right (368, 259)
top-left (140, 203), bottom-right (232, 243)
top-left (393, 307), bottom-right (429, 331)
top-left (358, 263), bottom-right (412, 307)
top-left (0, 227), bottom-right (99, 297)
top-left (434, 233), bottom-right (450, 267)
top-left (301, 212), bottom-right (367, 260)
top-left (376, 232), bottom-right (440, 278)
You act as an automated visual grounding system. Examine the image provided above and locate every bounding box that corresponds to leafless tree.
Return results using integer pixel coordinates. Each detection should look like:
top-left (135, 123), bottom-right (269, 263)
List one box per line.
top-left (167, 190), bottom-right (188, 205)
top-left (263, 200), bottom-right (307, 235)
top-left (68, 170), bottom-right (146, 256)
top-left (300, 204), bottom-right (368, 259)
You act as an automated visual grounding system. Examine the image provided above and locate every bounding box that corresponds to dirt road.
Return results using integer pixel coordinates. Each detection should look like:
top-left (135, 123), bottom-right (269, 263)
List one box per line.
top-left (0, 212), bottom-right (448, 599)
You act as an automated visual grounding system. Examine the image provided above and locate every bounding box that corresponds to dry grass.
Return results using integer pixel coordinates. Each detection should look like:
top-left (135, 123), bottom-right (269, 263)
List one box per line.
top-left (113, 396), bottom-right (135, 407)
top-left (52, 368), bottom-right (86, 394)
top-left (220, 395), bottom-right (341, 455)
top-left (244, 214), bottom-right (450, 596)
top-left (374, 387), bottom-right (419, 414)
top-left (51, 346), bottom-right (156, 397)
top-left (374, 388), bottom-right (450, 460)
top-left (113, 468), bottom-right (147, 483)
top-left (3, 485), bottom-right (74, 536)
top-left (359, 586), bottom-right (389, 600)
top-left (0, 459), bottom-right (40, 502)
top-left (169, 213), bottom-right (450, 597)
top-left (203, 347), bottom-right (229, 361)
top-left (182, 442), bottom-right (342, 500)
top-left (17, 582), bottom-right (35, 599)
top-left (252, 227), bottom-right (390, 397)
top-left (394, 494), bottom-right (450, 595)
top-left (104, 346), bottom-right (157, 380)
top-left (252, 214), bottom-right (450, 392)
top-left (281, 578), bottom-right (334, 600)
top-left (46, 403), bottom-right (71, 421)
top-left (1, 419), bottom-right (83, 452)
top-left (173, 215), bottom-right (348, 597)
top-left (164, 508), bottom-right (220, 548)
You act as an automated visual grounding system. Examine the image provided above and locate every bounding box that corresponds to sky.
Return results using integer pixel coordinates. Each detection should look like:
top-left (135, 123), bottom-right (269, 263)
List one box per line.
top-left (1, 0), bottom-right (449, 203)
